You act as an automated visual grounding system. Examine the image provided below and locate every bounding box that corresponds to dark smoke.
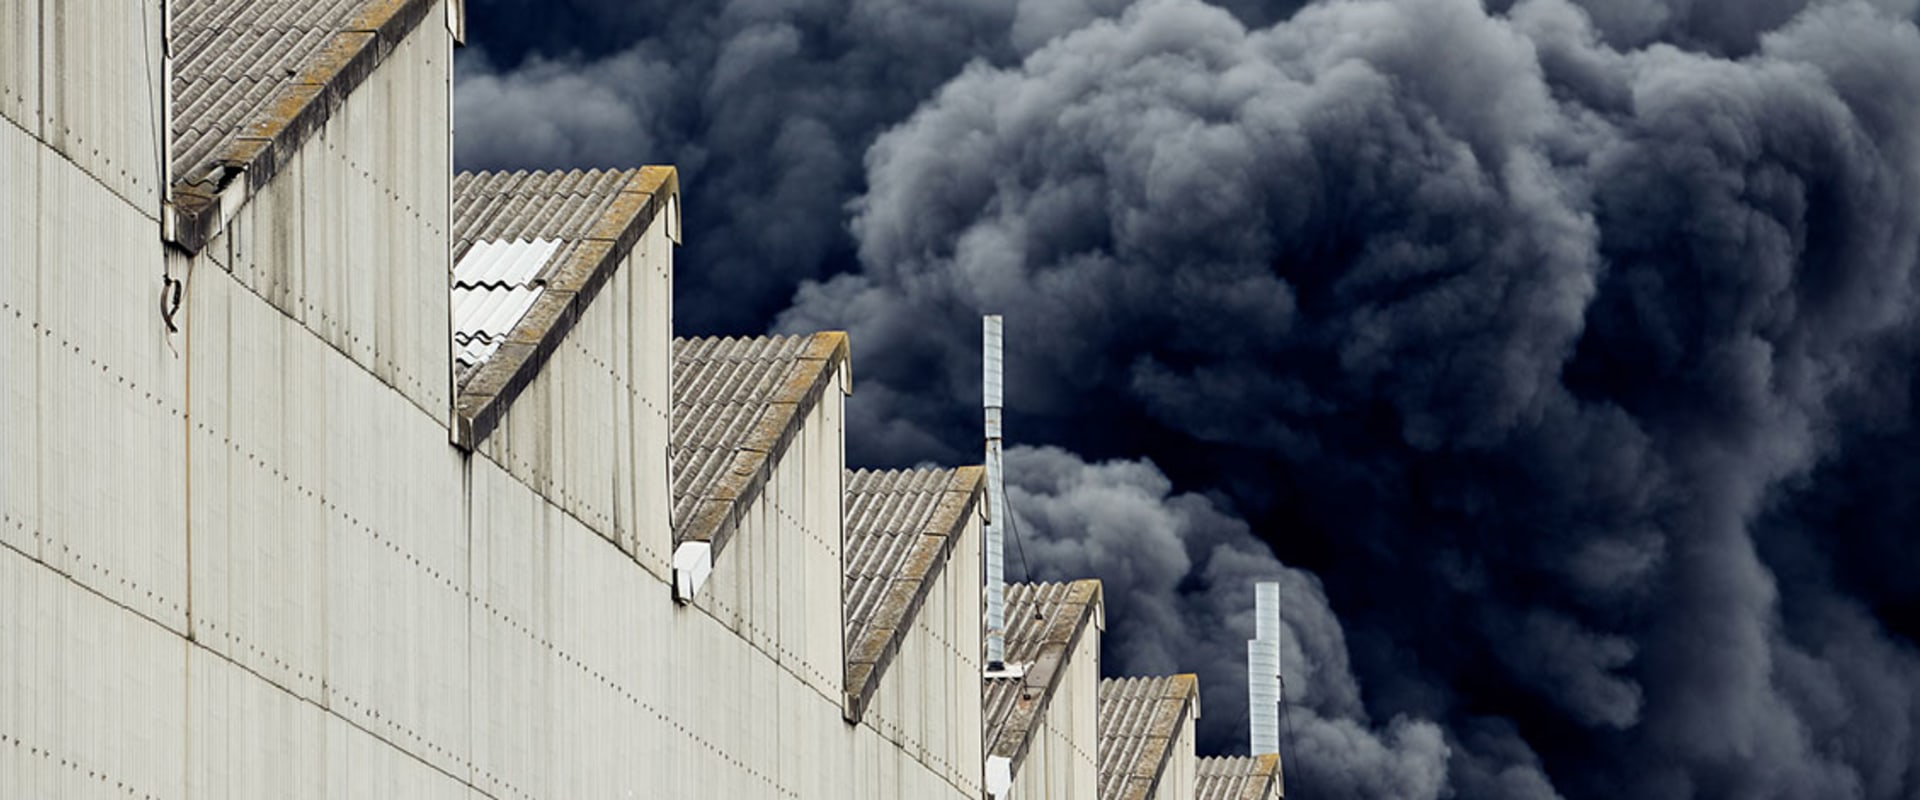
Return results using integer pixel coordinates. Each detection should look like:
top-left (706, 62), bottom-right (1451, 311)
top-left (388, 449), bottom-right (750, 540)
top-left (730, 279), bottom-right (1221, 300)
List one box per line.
top-left (459, 0), bottom-right (1920, 797)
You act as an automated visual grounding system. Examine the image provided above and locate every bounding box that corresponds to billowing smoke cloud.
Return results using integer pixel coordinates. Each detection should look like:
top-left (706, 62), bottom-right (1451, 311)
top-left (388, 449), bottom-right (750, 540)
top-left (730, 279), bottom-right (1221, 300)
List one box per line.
top-left (773, 0), bottom-right (1920, 796)
top-left (1004, 444), bottom-right (1527, 798)
top-left (461, 0), bottom-right (1920, 796)
top-left (455, 0), bottom-right (1129, 332)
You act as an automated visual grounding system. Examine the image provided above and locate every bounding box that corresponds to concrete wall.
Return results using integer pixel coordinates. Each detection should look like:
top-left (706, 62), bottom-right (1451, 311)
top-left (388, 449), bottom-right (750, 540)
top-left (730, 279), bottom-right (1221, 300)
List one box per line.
top-left (209, 19), bottom-right (454, 421)
top-left (858, 510), bottom-right (986, 797)
top-left (0, 0), bottom-right (166, 211)
top-left (694, 380), bottom-right (847, 706)
top-left (1, 0), bottom-right (183, 632)
top-left (466, 442), bottom-right (981, 800)
top-left (1014, 614), bottom-right (1102, 800)
top-left (476, 221), bottom-right (674, 573)
top-left (1155, 710), bottom-right (1198, 800)
top-left (185, 259), bottom-right (475, 782)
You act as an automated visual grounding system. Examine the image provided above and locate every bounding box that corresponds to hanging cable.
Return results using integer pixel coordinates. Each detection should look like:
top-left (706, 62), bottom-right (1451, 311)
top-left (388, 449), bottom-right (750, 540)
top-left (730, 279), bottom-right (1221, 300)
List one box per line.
top-left (1004, 487), bottom-right (1035, 588)
top-left (159, 274), bottom-right (183, 332)
top-left (1279, 621), bottom-right (1303, 796)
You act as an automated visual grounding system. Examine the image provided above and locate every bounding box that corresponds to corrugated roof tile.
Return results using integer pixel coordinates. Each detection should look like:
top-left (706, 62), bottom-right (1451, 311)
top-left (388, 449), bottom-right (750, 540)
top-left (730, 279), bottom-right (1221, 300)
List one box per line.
top-left (169, 0), bottom-right (369, 182)
top-left (452, 168), bottom-right (636, 258)
top-left (840, 467), bottom-right (983, 720)
top-left (445, 170), bottom-right (642, 388)
top-left (1098, 675), bottom-right (1198, 800)
top-left (670, 334), bottom-right (839, 543)
top-left (452, 238), bottom-right (562, 288)
top-left (984, 580), bottom-right (1104, 770)
top-left (166, 0), bottom-right (438, 252)
top-left (1195, 755), bottom-right (1284, 800)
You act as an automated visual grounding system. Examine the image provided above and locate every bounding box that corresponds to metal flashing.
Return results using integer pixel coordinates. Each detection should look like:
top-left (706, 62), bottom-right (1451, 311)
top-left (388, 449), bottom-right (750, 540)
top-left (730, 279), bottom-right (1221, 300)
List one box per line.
top-left (986, 755), bottom-right (1014, 799)
top-left (672, 541), bottom-right (713, 603)
top-left (447, 0), bottom-right (466, 44)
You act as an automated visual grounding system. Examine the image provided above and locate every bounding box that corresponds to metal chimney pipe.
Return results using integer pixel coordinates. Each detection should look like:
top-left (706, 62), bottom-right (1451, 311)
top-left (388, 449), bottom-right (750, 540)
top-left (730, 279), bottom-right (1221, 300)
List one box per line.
top-left (1250, 582), bottom-right (1281, 755)
top-left (984, 315), bottom-right (1008, 670)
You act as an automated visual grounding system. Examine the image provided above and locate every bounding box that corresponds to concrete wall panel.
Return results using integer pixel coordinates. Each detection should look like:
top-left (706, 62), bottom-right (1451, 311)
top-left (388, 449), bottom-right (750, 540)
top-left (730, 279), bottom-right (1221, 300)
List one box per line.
top-left (465, 444), bottom-right (985, 800)
top-left (183, 255), bottom-right (468, 772)
top-left (33, 137), bottom-right (184, 631)
top-left (214, 19), bottom-right (451, 422)
top-left (186, 648), bottom-right (472, 800)
top-left (42, 0), bottom-right (162, 211)
top-left (2, 117), bottom-right (38, 555)
top-left (185, 265), bottom-right (329, 698)
top-left (1013, 616), bottom-right (1101, 800)
top-left (186, 646), bottom-right (329, 800)
top-left (0, 544), bottom-right (186, 800)
top-left (861, 510), bottom-right (985, 797)
top-left (0, 0), bottom-right (36, 133)
top-left (478, 222), bottom-right (674, 574)
top-left (1156, 711), bottom-right (1198, 800)
top-left (324, 709), bottom-right (472, 800)
top-left (693, 388), bottom-right (846, 704)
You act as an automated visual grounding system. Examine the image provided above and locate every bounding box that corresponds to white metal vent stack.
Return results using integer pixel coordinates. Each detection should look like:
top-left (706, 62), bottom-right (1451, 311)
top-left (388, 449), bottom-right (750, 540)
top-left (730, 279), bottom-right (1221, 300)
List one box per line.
top-left (984, 314), bottom-right (1009, 670)
top-left (1249, 581), bottom-right (1282, 756)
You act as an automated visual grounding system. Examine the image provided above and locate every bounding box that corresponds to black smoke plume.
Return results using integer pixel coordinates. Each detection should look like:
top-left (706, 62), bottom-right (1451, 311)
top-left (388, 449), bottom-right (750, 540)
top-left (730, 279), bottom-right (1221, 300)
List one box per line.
top-left (460, 0), bottom-right (1920, 796)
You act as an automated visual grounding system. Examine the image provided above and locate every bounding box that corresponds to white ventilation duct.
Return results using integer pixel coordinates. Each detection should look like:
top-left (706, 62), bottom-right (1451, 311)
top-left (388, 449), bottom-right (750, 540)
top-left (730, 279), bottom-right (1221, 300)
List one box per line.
top-left (984, 315), bottom-right (1008, 670)
top-left (1249, 581), bottom-right (1282, 755)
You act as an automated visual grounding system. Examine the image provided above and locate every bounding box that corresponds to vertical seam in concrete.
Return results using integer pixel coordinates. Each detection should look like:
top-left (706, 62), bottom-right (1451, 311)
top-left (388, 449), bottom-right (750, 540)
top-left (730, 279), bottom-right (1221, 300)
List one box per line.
top-left (835, 435), bottom-right (848, 718)
top-left (461, 448), bottom-right (474, 795)
top-left (34, 0), bottom-right (43, 138)
top-left (32, 31), bottom-right (43, 565)
top-left (183, 251), bottom-right (194, 643)
top-left (181, 245), bottom-right (197, 799)
top-left (441, 8), bottom-right (454, 432)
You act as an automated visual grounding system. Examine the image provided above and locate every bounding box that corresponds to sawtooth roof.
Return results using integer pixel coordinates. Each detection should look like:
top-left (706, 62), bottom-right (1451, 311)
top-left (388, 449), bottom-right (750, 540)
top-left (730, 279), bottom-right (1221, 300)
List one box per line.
top-left (671, 333), bottom-right (850, 553)
top-left (841, 467), bottom-right (984, 721)
top-left (450, 167), bottom-right (679, 448)
top-left (1195, 755), bottom-right (1285, 800)
top-left (1098, 675), bottom-right (1199, 800)
top-left (167, 0), bottom-right (436, 252)
top-left (985, 580), bottom-right (1104, 771)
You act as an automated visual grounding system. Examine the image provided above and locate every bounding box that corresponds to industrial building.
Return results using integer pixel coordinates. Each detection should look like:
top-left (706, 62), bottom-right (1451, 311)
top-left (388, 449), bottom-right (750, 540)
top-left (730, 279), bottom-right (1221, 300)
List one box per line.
top-left (0, 1), bottom-right (1285, 797)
